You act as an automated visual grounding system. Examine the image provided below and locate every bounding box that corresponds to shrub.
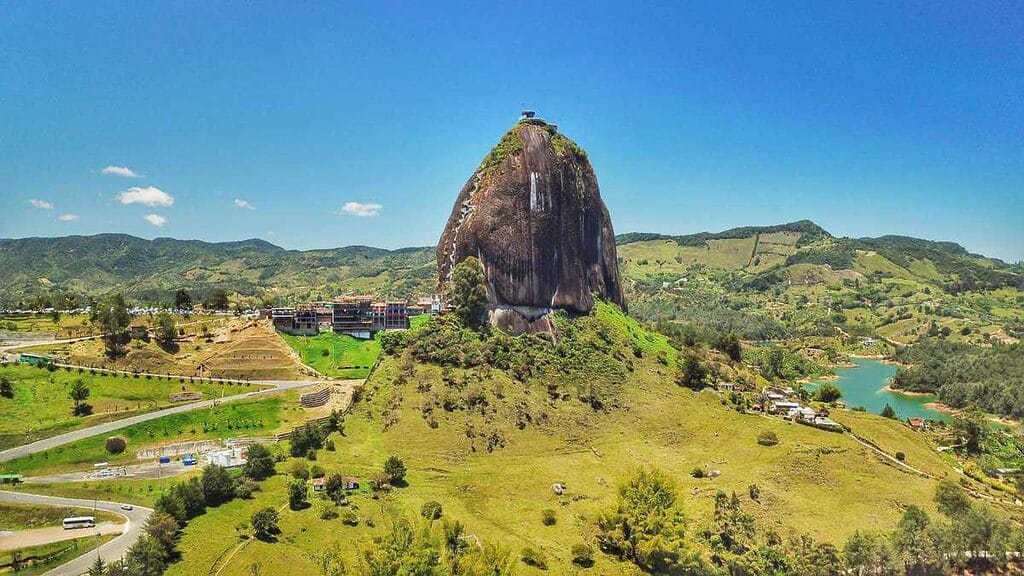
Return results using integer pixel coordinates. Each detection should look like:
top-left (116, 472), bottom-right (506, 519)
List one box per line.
top-left (105, 436), bottom-right (127, 454)
top-left (520, 547), bottom-right (546, 569)
top-left (383, 455), bottom-right (407, 485)
top-left (571, 543), bottom-right (594, 567)
top-left (420, 501), bottom-right (443, 520)
top-left (691, 467), bottom-right (706, 478)
top-left (317, 502), bottom-right (338, 520)
top-left (540, 508), bottom-right (557, 526)
top-left (235, 478), bottom-right (259, 500)
top-left (310, 465), bottom-right (325, 479)
top-left (342, 510), bottom-right (359, 526)
top-left (748, 484), bottom-right (761, 501)
top-left (895, 452), bottom-right (906, 462)
top-left (289, 459), bottom-right (309, 480)
top-left (757, 431), bottom-right (779, 446)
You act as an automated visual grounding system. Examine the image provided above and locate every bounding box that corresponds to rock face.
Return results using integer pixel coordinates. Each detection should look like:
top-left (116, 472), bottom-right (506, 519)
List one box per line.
top-left (437, 117), bottom-right (626, 333)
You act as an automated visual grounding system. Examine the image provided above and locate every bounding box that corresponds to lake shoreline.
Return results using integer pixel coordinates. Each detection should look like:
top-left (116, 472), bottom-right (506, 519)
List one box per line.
top-left (810, 358), bottom-right (948, 421)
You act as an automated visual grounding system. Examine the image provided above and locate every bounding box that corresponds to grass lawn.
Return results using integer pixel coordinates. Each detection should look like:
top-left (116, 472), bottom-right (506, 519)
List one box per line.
top-left (830, 410), bottom-right (954, 478)
top-left (9, 477), bottom-right (181, 509)
top-left (1, 534), bottom-right (117, 575)
top-left (1, 392), bottom-right (307, 476)
top-left (278, 331), bottom-right (380, 379)
top-left (0, 502), bottom-right (121, 530)
top-left (0, 364), bottom-right (262, 451)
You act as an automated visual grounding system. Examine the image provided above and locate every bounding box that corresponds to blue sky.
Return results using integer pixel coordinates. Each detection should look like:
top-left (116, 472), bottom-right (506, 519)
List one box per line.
top-left (1, 2), bottom-right (1022, 261)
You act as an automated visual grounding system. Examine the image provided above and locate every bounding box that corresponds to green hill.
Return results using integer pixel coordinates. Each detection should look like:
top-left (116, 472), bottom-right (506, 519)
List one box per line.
top-left (162, 304), bottom-right (957, 575)
top-left (0, 234), bottom-right (436, 307)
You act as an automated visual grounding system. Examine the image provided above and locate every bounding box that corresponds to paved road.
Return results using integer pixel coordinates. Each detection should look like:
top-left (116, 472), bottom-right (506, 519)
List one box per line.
top-left (0, 490), bottom-right (152, 576)
top-left (0, 379), bottom-right (320, 464)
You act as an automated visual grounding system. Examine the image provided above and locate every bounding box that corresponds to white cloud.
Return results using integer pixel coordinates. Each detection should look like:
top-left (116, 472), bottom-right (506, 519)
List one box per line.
top-left (234, 198), bottom-right (255, 210)
top-left (117, 186), bottom-right (174, 207)
top-left (58, 213), bottom-right (79, 222)
top-left (29, 199), bottom-right (54, 210)
top-left (336, 201), bottom-right (382, 217)
top-left (143, 213), bottom-right (167, 227)
top-left (101, 165), bottom-right (141, 178)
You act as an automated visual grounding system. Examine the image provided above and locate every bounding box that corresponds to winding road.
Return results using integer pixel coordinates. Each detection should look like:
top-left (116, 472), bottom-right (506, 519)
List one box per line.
top-left (0, 490), bottom-right (152, 576)
top-left (0, 378), bottom-right (318, 464)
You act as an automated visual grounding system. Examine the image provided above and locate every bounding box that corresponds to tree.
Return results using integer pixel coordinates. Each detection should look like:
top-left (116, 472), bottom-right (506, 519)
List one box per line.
top-left (288, 478), bottom-right (308, 510)
top-left (893, 505), bottom-right (945, 574)
top-left (715, 333), bottom-right (743, 362)
top-left (934, 479), bottom-right (971, 518)
top-left (712, 491), bottom-right (755, 554)
top-left (69, 379), bottom-right (91, 416)
top-left (201, 464), bottom-right (235, 506)
top-left (125, 535), bottom-right (168, 576)
top-left (243, 444), bottom-right (275, 480)
top-left (880, 403), bottom-right (897, 419)
top-left (88, 556), bottom-right (106, 576)
top-left (764, 346), bottom-right (785, 380)
top-left (144, 511), bottom-right (179, 557)
top-left (97, 292), bottom-right (131, 357)
top-left (448, 256), bottom-right (488, 328)
top-left (155, 311), bottom-right (176, 346)
top-left (0, 376), bottom-right (13, 399)
top-left (289, 423), bottom-right (324, 457)
top-left (675, 353), bottom-right (708, 390)
top-left (154, 492), bottom-right (187, 526)
top-left (596, 468), bottom-right (708, 574)
top-left (815, 382), bottom-right (843, 403)
top-left (843, 531), bottom-right (898, 575)
top-left (172, 477), bottom-right (206, 520)
top-left (204, 289), bottom-right (229, 311)
top-left (383, 455), bottom-right (407, 485)
top-left (251, 507), bottom-right (279, 541)
top-left (951, 406), bottom-right (988, 453)
top-left (174, 289), bottom-right (193, 311)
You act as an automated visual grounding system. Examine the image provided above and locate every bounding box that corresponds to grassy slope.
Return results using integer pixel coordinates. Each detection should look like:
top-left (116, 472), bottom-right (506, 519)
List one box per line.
top-left (1, 534), bottom-right (118, 575)
top-left (278, 331), bottom-right (381, 379)
top-left (21, 320), bottom-right (310, 381)
top-left (0, 364), bottom-right (258, 450)
top-left (0, 502), bottom-right (121, 530)
top-left (1, 393), bottom-right (305, 476)
top-left (164, 305), bottom-right (946, 575)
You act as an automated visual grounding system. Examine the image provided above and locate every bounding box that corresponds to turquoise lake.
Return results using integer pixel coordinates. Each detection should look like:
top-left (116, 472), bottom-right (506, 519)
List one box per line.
top-left (809, 358), bottom-right (948, 421)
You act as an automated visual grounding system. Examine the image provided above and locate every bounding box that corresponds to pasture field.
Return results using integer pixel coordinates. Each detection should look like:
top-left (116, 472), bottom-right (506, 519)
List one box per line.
top-left (0, 363), bottom-right (262, 450)
top-left (278, 331), bottom-right (381, 379)
top-left (161, 354), bottom-right (949, 575)
top-left (1, 392), bottom-right (308, 476)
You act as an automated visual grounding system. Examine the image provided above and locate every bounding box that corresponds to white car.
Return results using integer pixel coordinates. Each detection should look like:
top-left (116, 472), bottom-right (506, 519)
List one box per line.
top-left (120, 504), bottom-right (133, 511)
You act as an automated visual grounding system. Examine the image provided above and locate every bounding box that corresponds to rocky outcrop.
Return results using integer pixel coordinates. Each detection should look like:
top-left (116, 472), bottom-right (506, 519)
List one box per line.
top-left (437, 117), bottom-right (625, 332)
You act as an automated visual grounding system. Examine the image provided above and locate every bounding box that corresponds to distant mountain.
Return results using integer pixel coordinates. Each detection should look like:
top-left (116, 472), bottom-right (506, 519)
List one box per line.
top-left (1, 221), bottom-right (1019, 311)
top-left (0, 234), bottom-right (435, 306)
top-left (616, 219), bottom-right (831, 247)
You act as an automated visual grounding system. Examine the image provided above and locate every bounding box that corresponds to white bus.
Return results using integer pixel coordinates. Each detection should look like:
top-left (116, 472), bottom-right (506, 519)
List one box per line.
top-left (62, 516), bottom-right (95, 530)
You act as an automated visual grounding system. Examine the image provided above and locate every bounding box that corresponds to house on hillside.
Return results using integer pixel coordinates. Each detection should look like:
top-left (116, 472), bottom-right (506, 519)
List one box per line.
top-left (129, 323), bottom-right (148, 339)
top-left (311, 477), bottom-right (327, 492)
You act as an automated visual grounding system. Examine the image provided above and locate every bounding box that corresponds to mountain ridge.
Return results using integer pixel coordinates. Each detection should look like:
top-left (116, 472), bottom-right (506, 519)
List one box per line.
top-left (1, 220), bottom-right (1019, 307)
